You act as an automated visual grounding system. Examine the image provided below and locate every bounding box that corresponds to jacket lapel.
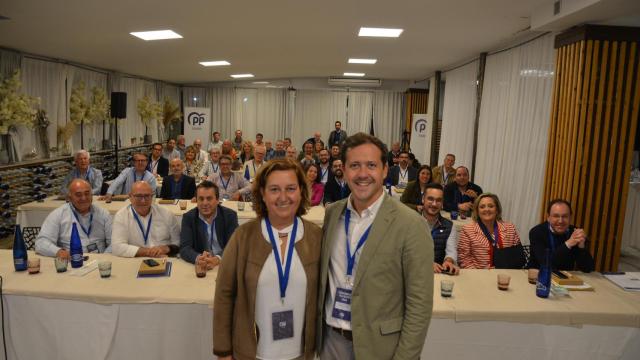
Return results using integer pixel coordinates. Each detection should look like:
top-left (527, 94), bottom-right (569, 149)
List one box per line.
top-left (321, 200), bottom-right (347, 283)
top-left (353, 194), bottom-right (395, 290)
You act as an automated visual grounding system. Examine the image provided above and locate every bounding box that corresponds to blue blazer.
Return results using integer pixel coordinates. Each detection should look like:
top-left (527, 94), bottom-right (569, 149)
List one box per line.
top-left (179, 206), bottom-right (239, 263)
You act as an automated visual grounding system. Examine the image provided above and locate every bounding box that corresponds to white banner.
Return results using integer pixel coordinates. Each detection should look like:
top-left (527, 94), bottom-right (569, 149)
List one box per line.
top-left (409, 113), bottom-right (431, 165)
top-left (183, 107), bottom-right (211, 146)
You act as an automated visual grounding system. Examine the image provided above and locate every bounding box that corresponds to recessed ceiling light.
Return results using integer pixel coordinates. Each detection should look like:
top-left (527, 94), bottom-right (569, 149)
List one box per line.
top-left (344, 72), bottom-right (365, 77)
top-left (252, 81), bottom-right (269, 84)
top-left (231, 74), bottom-right (254, 79)
top-left (199, 60), bottom-right (230, 67)
top-left (358, 27), bottom-right (403, 38)
top-left (130, 30), bottom-right (183, 41)
top-left (348, 58), bottom-right (377, 64)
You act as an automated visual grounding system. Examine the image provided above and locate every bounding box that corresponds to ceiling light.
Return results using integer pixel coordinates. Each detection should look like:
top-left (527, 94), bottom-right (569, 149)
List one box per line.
top-left (348, 58), bottom-right (377, 64)
top-left (344, 72), bottom-right (365, 77)
top-left (358, 27), bottom-right (403, 38)
top-left (231, 74), bottom-right (254, 79)
top-left (130, 30), bottom-right (183, 41)
top-left (199, 61), bottom-right (230, 67)
top-left (253, 81), bottom-right (269, 84)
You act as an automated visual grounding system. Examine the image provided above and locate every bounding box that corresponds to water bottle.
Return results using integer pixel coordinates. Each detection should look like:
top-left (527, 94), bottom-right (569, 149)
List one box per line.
top-left (13, 225), bottom-right (28, 271)
top-left (70, 223), bottom-right (83, 268)
top-left (536, 249), bottom-right (551, 298)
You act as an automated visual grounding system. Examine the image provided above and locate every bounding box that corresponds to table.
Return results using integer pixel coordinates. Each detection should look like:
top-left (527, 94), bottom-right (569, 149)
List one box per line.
top-left (16, 196), bottom-right (326, 228)
top-left (2, 250), bottom-right (638, 360)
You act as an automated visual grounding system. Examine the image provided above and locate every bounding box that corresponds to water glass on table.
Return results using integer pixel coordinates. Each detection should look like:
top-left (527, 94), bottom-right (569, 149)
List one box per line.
top-left (440, 280), bottom-right (454, 297)
top-left (28, 258), bottom-right (40, 274)
top-left (497, 274), bottom-right (511, 291)
top-left (98, 261), bottom-right (112, 278)
top-left (54, 256), bottom-right (68, 273)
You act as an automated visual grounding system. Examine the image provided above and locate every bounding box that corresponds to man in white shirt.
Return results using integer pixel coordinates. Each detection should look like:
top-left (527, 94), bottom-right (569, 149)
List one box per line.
top-left (318, 133), bottom-right (432, 359)
top-left (208, 131), bottom-right (223, 151)
top-left (318, 148), bottom-right (332, 185)
top-left (193, 138), bottom-right (209, 162)
top-left (243, 144), bottom-right (266, 180)
top-left (60, 150), bottom-right (103, 196)
top-left (103, 152), bottom-right (157, 201)
top-left (111, 181), bottom-right (180, 258)
top-left (36, 179), bottom-right (112, 258)
top-left (162, 138), bottom-right (181, 161)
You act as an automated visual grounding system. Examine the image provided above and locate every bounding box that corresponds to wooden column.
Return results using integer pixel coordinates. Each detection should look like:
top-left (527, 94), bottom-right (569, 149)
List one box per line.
top-left (541, 25), bottom-right (640, 271)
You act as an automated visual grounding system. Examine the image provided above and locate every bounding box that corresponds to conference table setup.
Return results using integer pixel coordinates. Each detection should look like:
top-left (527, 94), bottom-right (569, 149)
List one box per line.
top-left (1, 250), bottom-right (639, 360)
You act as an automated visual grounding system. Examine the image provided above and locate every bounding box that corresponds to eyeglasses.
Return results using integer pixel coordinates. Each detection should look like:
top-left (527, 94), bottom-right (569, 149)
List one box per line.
top-left (133, 159), bottom-right (147, 163)
top-left (132, 194), bottom-right (153, 200)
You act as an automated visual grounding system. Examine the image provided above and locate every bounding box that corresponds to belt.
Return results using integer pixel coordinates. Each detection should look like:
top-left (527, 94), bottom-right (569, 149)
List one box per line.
top-left (330, 326), bottom-right (353, 341)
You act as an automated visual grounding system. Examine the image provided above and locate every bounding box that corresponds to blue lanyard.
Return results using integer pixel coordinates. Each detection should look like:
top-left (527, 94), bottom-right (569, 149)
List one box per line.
top-left (70, 204), bottom-right (93, 237)
top-left (265, 217), bottom-right (298, 301)
top-left (75, 168), bottom-right (91, 181)
top-left (131, 206), bottom-right (152, 245)
top-left (170, 176), bottom-right (184, 199)
top-left (201, 218), bottom-right (216, 251)
top-left (133, 170), bottom-right (145, 183)
top-left (212, 163), bottom-right (219, 173)
top-left (321, 167), bottom-right (328, 181)
top-left (344, 209), bottom-right (372, 278)
top-left (338, 180), bottom-right (346, 197)
top-left (220, 175), bottom-right (231, 191)
top-left (148, 159), bottom-right (159, 173)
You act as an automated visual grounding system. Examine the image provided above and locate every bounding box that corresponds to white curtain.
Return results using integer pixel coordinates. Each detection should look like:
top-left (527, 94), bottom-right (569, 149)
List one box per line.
top-left (20, 58), bottom-right (67, 159)
top-left (475, 34), bottom-right (555, 242)
top-left (1, 49), bottom-right (22, 78)
top-left (346, 91), bottom-right (373, 136)
top-left (235, 88), bottom-right (287, 144)
top-left (207, 87), bottom-right (236, 142)
top-left (439, 61), bottom-right (478, 170)
top-left (372, 91), bottom-right (404, 148)
top-left (292, 90), bottom-right (347, 148)
top-left (67, 66), bottom-right (108, 151)
top-left (112, 77), bottom-right (157, 147)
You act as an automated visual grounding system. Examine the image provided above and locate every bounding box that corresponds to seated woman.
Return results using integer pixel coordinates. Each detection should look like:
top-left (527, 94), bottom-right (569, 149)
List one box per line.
top-left (304, 163), bottom-right (324, 206)
top-left (457, 193), bottom-right (525, 269)
top-left (184, 145), bottom-right (204, 178)
top-left (239, 140), bottom-right (254, 164)
top-left (400, 165), bottom-right (433, 212)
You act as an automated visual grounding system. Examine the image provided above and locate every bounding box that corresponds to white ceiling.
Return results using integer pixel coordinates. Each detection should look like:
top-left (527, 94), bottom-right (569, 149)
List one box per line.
top-left (0, 0), bottom-right (637, 84)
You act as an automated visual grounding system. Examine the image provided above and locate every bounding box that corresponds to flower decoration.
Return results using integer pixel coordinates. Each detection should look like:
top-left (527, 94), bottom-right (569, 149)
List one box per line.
top-left (0, 70), bottom-right (39, 134)
top-left (162, 97), bottom-right (181, 128)
top-left (87, 86), bottom-right (110, 124)
top-left (137, 95), bottom-right (162, 127)
top-left (69, 81), bottom-right (90, 125)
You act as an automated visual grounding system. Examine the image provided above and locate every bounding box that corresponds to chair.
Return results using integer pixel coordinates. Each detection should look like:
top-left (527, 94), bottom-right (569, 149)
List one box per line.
top-left (522, 244), bottom-right (531, 268)
top-left (22, 227), bottom-right (41, 250)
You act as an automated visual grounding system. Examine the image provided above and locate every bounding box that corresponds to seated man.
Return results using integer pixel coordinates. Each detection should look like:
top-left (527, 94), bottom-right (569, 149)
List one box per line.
top-left (160, 159), bottom-right (196, 200)
top-left (180, 181), bottom-right (239, 267)
top-left (147, 142), bottom-right (170, 177)
top-left (60, 150), bottom-right (103, 196)
top-left (162, 138), bottom-right (181, 161)
top-left (386, 151), bottom-right (417, 187)
top-left (36, 179), bottom-right (112, 258)
top-left (297, 141), bottom-right (318, 166)
top-left (103, 152), bottom-right (157, 201)
top-left (317, 148), bottom-right (332, 184)
top-left (243, 144), bottom-right (266, 180)
top-left (199, 146), bottom-right (222, 179)
top-left (323, 158), bottom-right (350, 204)
top-left (529, 199), bottom-right (595, 272)
top-left (193, 138), bottom-right (209, 162)
top-left (111, 181), bottom-right (180, 258)
top-left (443, 166), bottom-right (482, 214)
top-left (421, 183), bottom-right (460, 274)
top-left (208, 155), bottom-right (252, 201)
top-left (285, 145), bottom-right (298, 161)
top-left (432, 153), bottom-right (456, 186)
top-left (264, 140), bottom-right (275, 160)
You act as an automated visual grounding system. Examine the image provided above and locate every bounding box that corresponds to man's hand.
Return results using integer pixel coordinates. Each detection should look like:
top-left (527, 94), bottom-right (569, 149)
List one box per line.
top-left (458, 202), bottom-right (472, 212)
top-left (566, 228), bottom-right (587, 249)
top-left (56, 249), bottom-right (70, 260)
top-left (143, 245), bottom-right (169, 258)
top-left (433, 262), bottom-right (444, 273)
top-left (197, 251), bottom-right (221, 270)
top-left (465, 189), bottom-right (479, 199)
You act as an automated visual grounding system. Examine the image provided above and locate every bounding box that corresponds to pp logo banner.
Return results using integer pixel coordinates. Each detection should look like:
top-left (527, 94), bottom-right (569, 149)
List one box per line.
top-left (183, 107), bottom-right (210, 145)
top-left (187, 112), bottom-right (206, 127)
top-left (414, 118), bottom-right (428, 135)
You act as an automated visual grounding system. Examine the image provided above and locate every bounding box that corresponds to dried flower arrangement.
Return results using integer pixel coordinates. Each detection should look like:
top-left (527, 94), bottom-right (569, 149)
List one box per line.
top-left (137, 95), bottom-right (162, 128)
top-left (0, 70), bottom-right (39, 135)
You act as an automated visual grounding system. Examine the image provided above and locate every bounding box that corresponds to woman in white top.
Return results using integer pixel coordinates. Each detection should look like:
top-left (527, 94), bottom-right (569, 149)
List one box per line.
top-left (214, 159), bottom-right (321, 360)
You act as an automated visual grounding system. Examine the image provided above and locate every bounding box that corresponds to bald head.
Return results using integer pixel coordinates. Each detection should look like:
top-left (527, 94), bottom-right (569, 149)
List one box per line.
top-left (129, 181), bottom-right (154, 215)
top-left (68, 179), bottom-right (93, 214)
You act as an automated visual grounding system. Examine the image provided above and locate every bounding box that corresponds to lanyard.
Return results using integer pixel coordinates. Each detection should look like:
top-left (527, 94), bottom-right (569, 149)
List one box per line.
top-left (399, 168), bottom-right (408, 181)
top-left (149, 159), bottom-right (159, 173)
top-left (75, 168), bottom-right (91, 181)
top-left (338, 180), bottom-right (346, 197)
top-left (70, 204), bottom-right (93, 237)
top-left (443, 167), bottom-right (449, 183)
top-left (170, 176), bottom-right (184, 199)
top-left (220, 175), bottom-right (231, 191)
top-left (480, 222), bottom-right (502, 267)
top-left (133, 170), bottom-right (145, 183)
top-left (344, 209), bottom-right (372, 279)
top-left (265, 217), bottom-right (298, 302)
top-left (320, 167), bottom-right (328, 181)
top-left (201, 218), bottom-right (216, 251)
top-left (131, 206), bottom-right (152, 245)
top-left (212, 163), bottom-right (219, 174)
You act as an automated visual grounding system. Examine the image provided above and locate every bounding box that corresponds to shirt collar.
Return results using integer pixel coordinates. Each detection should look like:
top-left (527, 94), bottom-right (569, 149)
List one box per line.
top-left (346, 190), bottom-right (385, 220)
top-left (198, 209), bottom-right (218, 225)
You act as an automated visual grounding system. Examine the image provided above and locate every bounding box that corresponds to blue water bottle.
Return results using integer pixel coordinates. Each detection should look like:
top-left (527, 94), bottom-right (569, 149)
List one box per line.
top-left (13, 225), bottom-right (28, 271)
top-left (536, 249), bottom-right (551, 298)
top-left (70, 223), bottom-right (83, 268)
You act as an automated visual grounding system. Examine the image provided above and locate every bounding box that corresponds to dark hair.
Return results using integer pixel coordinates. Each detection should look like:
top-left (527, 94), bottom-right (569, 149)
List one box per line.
top-left (335, 121), bottom-right (342, 125)
top-left (166, 138), bottom-right (175, 143)
top-left (445, 153), bottom-right (456, 159)
top-left (196, 180), bottom-right (220, 199)
top-left (256, 133), bottom-right (263, 137)
top-left (219, 155), bottom-right (233, 164)
top-left (418, 165), bottom-right (432, 183)
top-left (456, 166), bottom-right (469, 175)
top-left (213, 131), bottom-right (220, 136)
top-left (547, 199), bottom-right (572, 215)
top-left (304, 163), bottom-right (322, 184)
top-left (152, 142), bottom-right (162, 149)
top-left (132, 152), bottom-right (148, 160)
top-left (424, 182), bottom-right (444, 192)
top-left (252, 159), bottom-right (310, 218)
top-left (400, 151), bottom-right (410, 157)
top-left (340, 132), bottom-right (388, 166)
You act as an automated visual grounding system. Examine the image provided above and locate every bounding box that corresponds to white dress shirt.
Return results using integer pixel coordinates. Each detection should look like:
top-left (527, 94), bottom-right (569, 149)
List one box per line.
top-left (111, 204), bottom-right (180, 257)
top-left (325, 191), bottom-right (385, 330)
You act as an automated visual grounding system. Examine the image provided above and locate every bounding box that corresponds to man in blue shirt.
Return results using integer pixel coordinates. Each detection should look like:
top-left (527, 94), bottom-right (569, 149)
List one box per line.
top-left (60, 150), bottom-right (103, 196)
top-left (103, 152), bottom-right (157, 201)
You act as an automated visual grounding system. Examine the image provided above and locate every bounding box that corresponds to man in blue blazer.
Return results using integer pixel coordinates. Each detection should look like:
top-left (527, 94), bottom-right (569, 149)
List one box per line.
top-left (160, 159), bottom-right (196, 200)
top-left (179, 181), bottom-right (238, 266)
top-left (385, 151), bottom-right (417, 187)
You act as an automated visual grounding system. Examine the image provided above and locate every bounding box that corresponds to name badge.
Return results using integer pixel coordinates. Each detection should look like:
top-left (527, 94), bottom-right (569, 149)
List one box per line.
top-left (87, 243), bottom-right (98, 253)
top-left (272, 310), bottom-right (294, 340)
top-left (222, 194), bottom-right (230, 201)
top-left (331, 287), bottom-right (352, 321)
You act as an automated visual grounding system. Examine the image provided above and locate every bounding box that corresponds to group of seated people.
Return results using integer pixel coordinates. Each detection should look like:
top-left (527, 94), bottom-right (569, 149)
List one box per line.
top-left (46, 125), bottom-right (594, 277)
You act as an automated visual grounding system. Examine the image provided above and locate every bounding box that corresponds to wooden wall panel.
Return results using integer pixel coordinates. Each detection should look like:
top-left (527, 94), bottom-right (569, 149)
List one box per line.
top-left (542, 25), bottom-right (640, 271)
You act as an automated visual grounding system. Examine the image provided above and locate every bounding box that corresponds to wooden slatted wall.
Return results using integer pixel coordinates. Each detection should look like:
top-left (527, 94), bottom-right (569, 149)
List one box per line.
top-left (541, 25), bottom-right (640, 271)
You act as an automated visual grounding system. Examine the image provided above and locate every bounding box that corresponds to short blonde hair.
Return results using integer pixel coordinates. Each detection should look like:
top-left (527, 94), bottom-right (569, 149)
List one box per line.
top-left (472, 193), bottom-right (503, 222)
